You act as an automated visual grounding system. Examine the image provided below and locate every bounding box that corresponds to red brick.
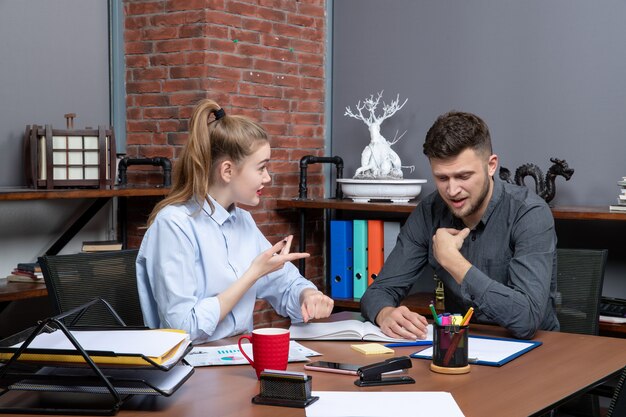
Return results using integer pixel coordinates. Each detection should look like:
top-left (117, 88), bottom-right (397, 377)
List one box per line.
top-left (272, 22), bottom-right (303, 39)
top-left (297, 52), bottom-right (324, 66)
top-left (273, 74), bottom-right (300, 88)
top-left (256, 7), bottom-right (286, 23)
top-left (205, 10), bottom-right (242, 26)
top-left (261, 98), bottom-right (290, 111)
top-left (165, 0), bottom-right (208, 11)
top-left (127, 81), bottom-right (162, 93)
top-left (126, 55), bottom-right (150, 68)
top-left (158, 120), bottom-right (181, 132)
top-left (133, 67), bottom-right (168, 80)
top-left (220, 54), bottom-right (253, 68)
top-left (209, 39), bottom-right (237, 53)
top-left (155, 39), bottom-right (193, 53)
top-left (287, 13), bottom-right (318, 28)
top-left (242, 17), bottom-right (273, 33)
top-left (143, 26), bottom-right (178, 40)
top-left (230, 95), bottom-right (260, 108)
top-left (226, 1), bottom-right (259, 18)
top-left (126, 133), bottom-right (154, 146)
top-left (126, 41), bottom-right (153, 55)
top-left (127, 120), bottom-right (159, 133)
top-left (144, 107), bottom-right (179, 119)
top-left (261, 112), bottom-right (291, 124)
top-left (170, 65), bottom-right (209, 79)
top-left (162, 79), bottom-right (203, 92)
top-left (169, 91), bottom-right (208, 106)
top-left (206, 65), bottom-right (241, 80)
top-left (291, 38), bottom-right (322, 54)
top-left (264, 123), bottom-right (288, 136)
top-left (297, 3), bottom-right (325, 18)
top-left (258, 0), bottom-right (297, 12)
top-left (242, 71), bottom-right (274, 84)
top-left (239, 83), bottom-right (282, 98)
top-left (261, 34), bottom-right (291, 48)
top-left (179, 25), bottom-right (205, 39)
top-left (207, 79), bottom-right (239, 93)
top-left (135, 94), bottom-right (169, 107)
top-left (125, 16), bottom-right (150, 30)
top-left (127, 2), bottom-right (163, 16)
top-left (229, 28), bottom-right (261, 44)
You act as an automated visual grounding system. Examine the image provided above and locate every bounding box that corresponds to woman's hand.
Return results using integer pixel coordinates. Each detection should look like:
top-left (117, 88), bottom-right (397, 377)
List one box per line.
top-left (249, 235), bottom-right (310, 280)
top-left (300, 288), bottom-right (334, 322)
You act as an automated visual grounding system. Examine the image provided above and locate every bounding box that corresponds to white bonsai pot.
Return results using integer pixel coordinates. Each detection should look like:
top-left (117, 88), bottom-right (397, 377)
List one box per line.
top-left (336, 179), bottom-right (427, 203)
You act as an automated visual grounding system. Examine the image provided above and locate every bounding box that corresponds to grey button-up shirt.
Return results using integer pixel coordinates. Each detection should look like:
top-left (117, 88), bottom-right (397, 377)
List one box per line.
top-left (361, 177), bottom-right (559, 339)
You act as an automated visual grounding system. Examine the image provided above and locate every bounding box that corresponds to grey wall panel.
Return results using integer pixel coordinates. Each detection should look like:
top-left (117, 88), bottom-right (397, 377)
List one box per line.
top-left (0, 0), bottom-right (110, 187)
top-left (332, 0), bottom-right (626, 206)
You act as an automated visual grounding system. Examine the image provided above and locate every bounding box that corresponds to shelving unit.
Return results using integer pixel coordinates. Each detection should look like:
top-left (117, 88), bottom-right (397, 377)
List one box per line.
top-left (276, 198), bottom-right (626, 337)
top-left (0, 186), bottom-right (169, 255)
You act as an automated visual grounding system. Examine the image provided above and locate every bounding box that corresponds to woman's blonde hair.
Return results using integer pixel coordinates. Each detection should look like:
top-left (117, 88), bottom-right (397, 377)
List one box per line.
top-left (147, 99), bottom-right (268, 226)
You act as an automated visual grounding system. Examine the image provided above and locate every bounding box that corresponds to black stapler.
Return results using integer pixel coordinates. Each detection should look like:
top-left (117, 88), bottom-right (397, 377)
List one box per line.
top-left (354, 356), bottom-right (415, 387)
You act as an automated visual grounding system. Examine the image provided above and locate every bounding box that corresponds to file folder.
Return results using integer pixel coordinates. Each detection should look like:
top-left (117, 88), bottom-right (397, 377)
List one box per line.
top-left (367, 220), bottom-right (384, 286)
top-left (383, 221), bottom-right (401, 261)
top-left (353, 220), bottom-right (368, 299)
top-left (330, 220), bottom-right (353, 298)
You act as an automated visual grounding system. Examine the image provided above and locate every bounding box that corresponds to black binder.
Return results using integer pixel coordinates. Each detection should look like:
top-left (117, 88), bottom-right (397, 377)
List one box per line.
top-left (0, 298), bottom-right (194, 415)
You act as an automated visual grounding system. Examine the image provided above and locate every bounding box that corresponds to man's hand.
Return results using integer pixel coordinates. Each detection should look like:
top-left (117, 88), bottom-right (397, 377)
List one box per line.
top-left (376, 306), bottom-right (429, 340)
top-left (432, 228), bottom-right (472, 283)
top-left (300, 289), bottom-right (334, 322)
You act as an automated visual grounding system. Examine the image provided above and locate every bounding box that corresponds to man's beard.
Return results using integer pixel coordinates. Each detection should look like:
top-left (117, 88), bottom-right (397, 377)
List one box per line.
top-left (448, 174), bottom-right (491, 220)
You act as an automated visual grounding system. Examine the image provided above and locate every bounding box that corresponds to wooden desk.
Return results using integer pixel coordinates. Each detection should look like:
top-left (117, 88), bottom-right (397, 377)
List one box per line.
top-left (62, 318), bottom-right (626, 417)
top-left (0, 280), bottom-right (47, 303)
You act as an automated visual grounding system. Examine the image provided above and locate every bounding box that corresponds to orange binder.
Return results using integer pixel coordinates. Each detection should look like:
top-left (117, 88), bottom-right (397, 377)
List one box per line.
top-left (367, 220), bottom-right (384, 285)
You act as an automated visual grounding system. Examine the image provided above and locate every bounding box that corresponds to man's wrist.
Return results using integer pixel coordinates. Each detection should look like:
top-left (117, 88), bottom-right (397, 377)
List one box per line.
top-left (375, 306), bottom-right (394, 327)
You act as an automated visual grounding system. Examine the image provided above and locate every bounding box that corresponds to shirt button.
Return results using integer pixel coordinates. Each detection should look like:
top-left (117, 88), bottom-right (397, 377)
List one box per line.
top-left (471, 234), bottom-right (476, 241)
top-left (471, 295), bottom-right (475, 300)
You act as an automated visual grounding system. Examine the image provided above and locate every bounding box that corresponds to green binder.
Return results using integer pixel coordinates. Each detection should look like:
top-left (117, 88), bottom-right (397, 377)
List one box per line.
top-left (353, 219), bottom-right (368, 299)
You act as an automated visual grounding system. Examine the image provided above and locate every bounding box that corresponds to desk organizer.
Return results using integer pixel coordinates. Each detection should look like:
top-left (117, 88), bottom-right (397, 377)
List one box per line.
top-left (0, 299), bottom-right (193, 415)
top-left (252, 370), bottom-right (318, 408)
top-left (24, 113), bottom-right (116, 189)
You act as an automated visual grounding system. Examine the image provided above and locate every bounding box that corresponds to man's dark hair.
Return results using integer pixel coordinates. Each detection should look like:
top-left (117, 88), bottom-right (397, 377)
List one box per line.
top-left (423, 111), bottom-right (492, 159)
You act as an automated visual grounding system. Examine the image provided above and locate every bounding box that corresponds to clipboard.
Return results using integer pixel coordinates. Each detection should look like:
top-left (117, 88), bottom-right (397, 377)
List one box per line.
top-left (410, 335), bottom-right (542, 367)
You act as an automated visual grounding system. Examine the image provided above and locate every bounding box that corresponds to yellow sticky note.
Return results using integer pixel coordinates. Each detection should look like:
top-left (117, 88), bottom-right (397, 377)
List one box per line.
top-left (350, 343), bottom-right (394, 355)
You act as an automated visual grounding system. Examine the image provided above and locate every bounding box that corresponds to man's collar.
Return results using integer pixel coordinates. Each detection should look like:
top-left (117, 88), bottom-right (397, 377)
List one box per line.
top-left (479, 176), bottom-right (504, 226)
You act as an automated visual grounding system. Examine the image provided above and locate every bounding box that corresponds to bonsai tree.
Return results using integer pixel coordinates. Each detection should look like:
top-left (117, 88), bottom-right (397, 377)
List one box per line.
top-left (344, 91), bottom-right (413, 179)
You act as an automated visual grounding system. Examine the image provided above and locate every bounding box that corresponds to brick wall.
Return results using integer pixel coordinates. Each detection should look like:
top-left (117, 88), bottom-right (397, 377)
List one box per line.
top-left (123, 0), bottom-right (327, 328)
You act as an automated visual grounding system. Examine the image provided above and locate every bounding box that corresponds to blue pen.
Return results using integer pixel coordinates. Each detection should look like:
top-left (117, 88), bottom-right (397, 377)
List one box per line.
top-left (384, 341), bottom-right (433, 348)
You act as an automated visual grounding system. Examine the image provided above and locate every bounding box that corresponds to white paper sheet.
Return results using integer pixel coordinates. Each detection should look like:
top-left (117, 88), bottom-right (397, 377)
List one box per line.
top-left (184, 341), bottom-right (321, 367)
top-left (306, 391), bottom-right (465, 417)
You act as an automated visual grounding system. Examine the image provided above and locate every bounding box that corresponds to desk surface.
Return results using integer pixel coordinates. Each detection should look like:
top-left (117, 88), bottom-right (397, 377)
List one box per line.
top-left (0, 280), bottom-right (47, 303)
top-left (87, 315), bottom-right (626, 417)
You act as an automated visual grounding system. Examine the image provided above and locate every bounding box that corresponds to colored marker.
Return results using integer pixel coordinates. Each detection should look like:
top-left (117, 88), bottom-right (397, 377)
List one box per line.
top-left (429, 303), bottom-right (440, 326)
top-left (462, 307), bottom-right (474, 325)
top-left (441, 313), bottom-right (451, 326)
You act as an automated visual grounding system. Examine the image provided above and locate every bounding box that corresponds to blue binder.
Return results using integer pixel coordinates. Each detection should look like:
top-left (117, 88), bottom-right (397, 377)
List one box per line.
top-left (330, 220), bottom-right (353, 298)
top-left (352, 220), bottom-right (368, 299)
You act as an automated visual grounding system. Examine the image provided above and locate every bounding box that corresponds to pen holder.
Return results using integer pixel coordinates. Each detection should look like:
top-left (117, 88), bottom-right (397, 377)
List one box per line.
top-left (430, 323), bottom-right (470, 375)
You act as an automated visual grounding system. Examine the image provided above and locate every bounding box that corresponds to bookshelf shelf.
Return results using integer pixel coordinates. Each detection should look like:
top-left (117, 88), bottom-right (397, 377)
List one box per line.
top-left (276, 198), bottom-right (626, 221)
top-left (0, 186), bottom-right (169, 201)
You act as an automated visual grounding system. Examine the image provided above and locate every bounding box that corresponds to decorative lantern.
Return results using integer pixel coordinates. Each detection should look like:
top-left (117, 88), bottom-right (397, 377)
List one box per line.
top-left (24, 113), bottom-right (116, 189)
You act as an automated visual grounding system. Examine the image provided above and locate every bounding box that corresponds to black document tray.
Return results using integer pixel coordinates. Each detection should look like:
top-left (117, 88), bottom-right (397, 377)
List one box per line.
top-left (0, 298), bottom-right (194, 415)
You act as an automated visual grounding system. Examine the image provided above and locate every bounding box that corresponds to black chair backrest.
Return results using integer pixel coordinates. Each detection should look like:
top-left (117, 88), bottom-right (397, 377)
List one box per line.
top-left (38, 249), bottom-right (144, 327)
top-left (556, 248), bottom-right (607, 335)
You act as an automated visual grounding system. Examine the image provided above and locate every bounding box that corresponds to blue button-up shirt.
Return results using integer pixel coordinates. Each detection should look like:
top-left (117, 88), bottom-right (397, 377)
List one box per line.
top-left (136, 196), bottom-right (315, 343)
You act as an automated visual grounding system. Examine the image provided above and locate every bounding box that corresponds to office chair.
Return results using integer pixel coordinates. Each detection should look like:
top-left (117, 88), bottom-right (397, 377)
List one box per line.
top-left (38, 249), bottom-right (144, 327)
top-left (607, 366), bottom-right (626, 417)
top-left (554, 248), bottom-right (608, 417)
top-left (555, 248), bottom-right (607, 335)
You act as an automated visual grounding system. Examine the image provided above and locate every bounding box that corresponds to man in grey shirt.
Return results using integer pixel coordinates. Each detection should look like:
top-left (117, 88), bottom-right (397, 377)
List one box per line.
top-left (361, 111), bottom-right (559, 340)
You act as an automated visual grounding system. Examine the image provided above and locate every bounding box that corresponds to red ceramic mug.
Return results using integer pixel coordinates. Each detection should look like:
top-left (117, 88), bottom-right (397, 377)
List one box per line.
top-left (238, 328), bottom-right (290, 379)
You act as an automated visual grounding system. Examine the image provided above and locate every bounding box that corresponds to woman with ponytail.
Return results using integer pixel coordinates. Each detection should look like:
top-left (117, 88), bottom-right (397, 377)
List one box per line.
top-left (136, 99), bottom-right (333, 343)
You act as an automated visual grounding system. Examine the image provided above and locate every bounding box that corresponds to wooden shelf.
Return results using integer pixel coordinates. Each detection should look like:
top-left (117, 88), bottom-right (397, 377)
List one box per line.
top-left (0, 186), bottom-right (170, 201)
top-left (276, 198), bottom-right (626, 221)
top-left (0, 280), bottom-right (47, 303)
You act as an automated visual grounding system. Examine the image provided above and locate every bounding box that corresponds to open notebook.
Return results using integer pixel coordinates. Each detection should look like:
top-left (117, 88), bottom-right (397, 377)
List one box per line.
top-left (289, 319), bottom-right (433, 343)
